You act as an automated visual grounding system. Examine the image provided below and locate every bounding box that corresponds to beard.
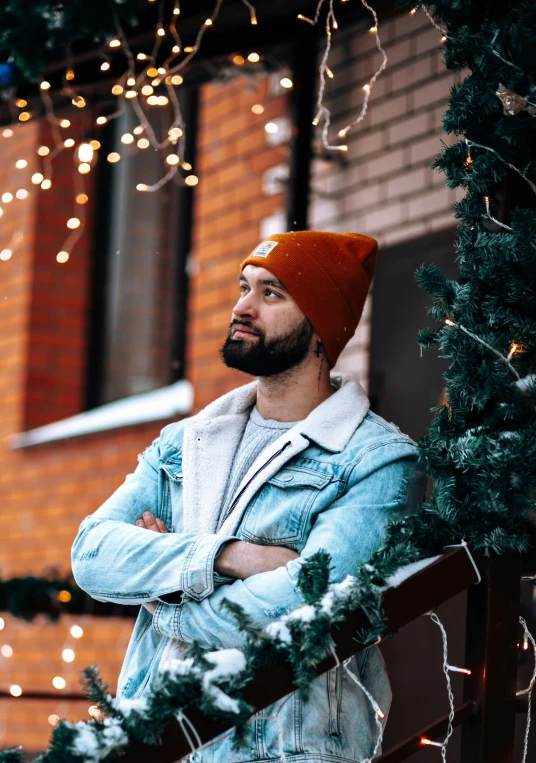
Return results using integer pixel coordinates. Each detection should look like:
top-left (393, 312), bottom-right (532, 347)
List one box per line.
top-left (219, 316), bottom-right (315, 377)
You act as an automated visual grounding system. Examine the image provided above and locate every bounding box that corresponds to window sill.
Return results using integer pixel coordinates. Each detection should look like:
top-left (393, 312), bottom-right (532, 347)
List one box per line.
top-left (9, 380), bottom-right (193, 449)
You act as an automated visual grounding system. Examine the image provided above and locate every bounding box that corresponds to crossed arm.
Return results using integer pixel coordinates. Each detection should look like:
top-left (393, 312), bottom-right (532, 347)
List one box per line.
top-left (135, 510), bottom-right (299, 613)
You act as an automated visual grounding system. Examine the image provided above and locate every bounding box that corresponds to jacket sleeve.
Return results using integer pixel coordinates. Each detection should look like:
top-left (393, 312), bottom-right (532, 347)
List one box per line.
top-left (151, 446), bottom-right (427, 648)
top-left (71, 435), bottom-right (238, 606)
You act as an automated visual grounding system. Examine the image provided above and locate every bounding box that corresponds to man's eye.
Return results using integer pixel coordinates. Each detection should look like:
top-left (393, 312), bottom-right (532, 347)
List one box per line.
top-left (266, 289), bottom-right (280, 298)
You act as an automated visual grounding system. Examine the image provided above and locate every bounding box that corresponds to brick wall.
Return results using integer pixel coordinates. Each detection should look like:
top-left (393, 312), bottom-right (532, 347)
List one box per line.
top-left (307, 10), bottom-right (462, 388)
top-left (188, 74), bottom-right (290, 411)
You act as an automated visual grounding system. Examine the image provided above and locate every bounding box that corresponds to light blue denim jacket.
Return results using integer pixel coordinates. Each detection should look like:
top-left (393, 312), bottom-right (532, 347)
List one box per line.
top-left (72, 373), bottom-right (426, 763)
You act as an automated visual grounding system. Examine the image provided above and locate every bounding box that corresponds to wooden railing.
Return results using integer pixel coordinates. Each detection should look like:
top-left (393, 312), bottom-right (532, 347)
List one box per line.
top-left (1, 545), bottom-right (533, 763)
top-left (116, 544), bottom-right (534, 763)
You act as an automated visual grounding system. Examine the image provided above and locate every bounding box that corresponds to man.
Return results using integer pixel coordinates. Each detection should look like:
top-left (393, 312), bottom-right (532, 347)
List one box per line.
top-left (72, 230), bottom-right (426, 763)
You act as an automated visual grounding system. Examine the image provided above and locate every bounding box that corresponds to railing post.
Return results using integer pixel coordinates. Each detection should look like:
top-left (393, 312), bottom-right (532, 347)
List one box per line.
top-left (461, 552), bottom-right (521, 763)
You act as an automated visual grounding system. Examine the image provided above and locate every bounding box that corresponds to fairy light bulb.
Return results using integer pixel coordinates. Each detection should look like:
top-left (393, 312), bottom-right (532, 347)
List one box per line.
top-left (0, 617), bottom-right (4, 630)
top-left (363, 84), bottom-right (371, 92)
top-left (41, 179), bottom-right (52, 190)
top-left (58, 590), bottom-right (72, 602)
top-left (56, 251), bottom-right (70, 263)
top-left (147, 95), bottom-right (159, 106)
top-left (157, 24), bottom-right (165, 36)
top-left (19, 112), bottom-right (31, 122)
top-left (204, 18), bottom-right (213, 26)
top-left (66, 70), bottom-right (75, 81)
top-left (332, 18), bottom-right (338, 29)
top-left (338, 128), bottom-right (349, 138)
top-left (78, 163), bottom-right (91, 174)
top-left (16, 99), bottom-right (27, 108)
top-left (168, 127), bottom-right (183, 141)
top-left (16, 189), bottom-right (28, 199)
top-left (265, 122), bottom-right (278, 134)
top-left (100, 61), bottom-right (110, 71)
top-left (157, 95), bottom-right (169, 106)
top-left (2, 193), bottom-right (13, 203)
top-left (1, 644), bottom-right (13, 657)
top-left (90, 140), bottom-right (101, 150)
top-left (441, 35), bottom-right (448, 43)
top-left (172, 45), bottom-right (181, 53)
top-left (10, 685), bottom-right (22, 697)
top-left (136, 184), bottom-right (148, 192)
top-left (76, 194), bottom-right (88, 205)
top-left (60, 119), bottom-right (71, 128)
top-left (111, 85), bottom-right (123, 96)
top-left (62, 648), bottom-right (75, 663)
top-left (233, 55), bottom-right (245, 65)
top-left (64, 139), bottom-right (75, 148)
top-left (2, 129), bottom-right (13, 138)
top-left (70, 625), bottom-right (84, 638)
top-left (151, 78), bottom-right (161, 87)
top-left (67, 218), bottom-right (81, 230)
top-left (297, 14), bottom-right (314, 24)
top-left (0, 249), bottom-right (13, 261)
top-left (141, 85), bottom-right (154, 96)
top-left (120, 133), bottom-right (134, 145)
top-left (280, 77), bottom-right (293, 89)
top-left (31, 173), bottom-right (44, 185)
top-left (170, 75), bottom-right (183, 85)
top-left (369, 26), bottom-right (378, 32)
top-left (147, 67), bottom-right (158, 77)
top-left (109, 38), bottom-right (121, 48)
top-left (185, 175), bottom-right (199, 187)
top-left (96, 116), bottom-right (108, 125)
top-left (78, 143), bottom-right (94, 163)
top-left (107, 152), bottom-right (121, 163)
top-left (15, 159), bottom-right (28, 169)
top-left (445, 319), bottom-right (455, 327)
top-left (72, 96), bottom-right (86, 108)
top-left (166, 154), bottom-right (180, 165)
top-left (48, 714), bottom-right (60, 726)
top-left (251, 15), bottom-right (258, 24)
top-left (173, 4), bottom-right (180, 14)
top-left (136, 53), bottom-right (148, 61)
top-left (133, 126), bottom-right (144, 135)
top-left (336, 145), bottom-right (348, 152)
top-left (52, 676), bottom-right (66, 689)
top-left (88, 706), bottom-right (101, 719)
top-left (326, 67), bottom-right (334, 79)
top-left (40, 81), bottom-right (51, 90)
top-left (251, 104), bottom-right (264, 114)
top-left (38, 146), bottom-right (50, 156)
top-left (248, 52), bottom-right (260, 63)
top-left (410, 7), bottom-right (418, 14)
top-left (182, 162), bottom-right (192, 171)
top-left (127, 76), bottom-right (136, 86)
top-left (137, 138), bottom-right (150, 149)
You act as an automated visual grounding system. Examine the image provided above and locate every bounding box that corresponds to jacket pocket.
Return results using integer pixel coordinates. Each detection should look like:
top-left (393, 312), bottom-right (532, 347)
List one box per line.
top-left (327, 665), bottom-right (343, 736)
top-left (241, 467), bottom-right (332, 545)
top-left (158, 458), bottom-right (183, 531)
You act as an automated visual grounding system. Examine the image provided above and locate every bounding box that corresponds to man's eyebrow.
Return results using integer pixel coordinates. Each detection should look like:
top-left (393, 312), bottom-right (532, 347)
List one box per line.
top-left (238, 274), bottom-right (288, 292)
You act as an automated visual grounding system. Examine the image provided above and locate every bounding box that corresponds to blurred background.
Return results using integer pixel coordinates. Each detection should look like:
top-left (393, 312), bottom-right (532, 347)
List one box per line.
top-left (0, 1), bottom-right (534, 759)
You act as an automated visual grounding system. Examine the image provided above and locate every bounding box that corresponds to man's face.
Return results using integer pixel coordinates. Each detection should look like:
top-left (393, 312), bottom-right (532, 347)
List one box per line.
top-left (220, 264), bottom-right (314, 377)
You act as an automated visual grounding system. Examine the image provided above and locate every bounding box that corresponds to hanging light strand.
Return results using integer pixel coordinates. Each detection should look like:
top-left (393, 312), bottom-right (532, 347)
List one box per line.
top-left (517, 616), bottom-right (536, 763)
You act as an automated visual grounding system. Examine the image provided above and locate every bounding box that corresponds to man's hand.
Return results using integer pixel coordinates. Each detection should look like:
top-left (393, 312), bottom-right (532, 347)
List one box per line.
top-left (215, 540), bottom-right (299, 580)
top-left (135, 511), bottom-right (169, 533)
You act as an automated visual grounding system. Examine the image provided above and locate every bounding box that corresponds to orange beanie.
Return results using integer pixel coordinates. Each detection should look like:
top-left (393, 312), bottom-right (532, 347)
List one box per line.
top-left (240, 230), bottom-right (378, 367)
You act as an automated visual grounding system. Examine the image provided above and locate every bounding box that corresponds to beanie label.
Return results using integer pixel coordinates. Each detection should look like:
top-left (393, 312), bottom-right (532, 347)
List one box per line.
top-left (251, 240), bottom-right (279, 258)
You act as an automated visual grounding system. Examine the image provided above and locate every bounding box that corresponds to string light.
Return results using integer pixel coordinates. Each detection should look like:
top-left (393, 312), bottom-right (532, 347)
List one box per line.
top-left (76, 194), bottom-right (88, 205)
top-left (2, 193), bottom-right (13, 203)
top-left (0, 617), bottom-right (4, 630)
top-left (120, 133), bottom-right (134, 144)
top-left (107, 152), bottom-right (121, 163)
top-left (265, 122), bottom-right (278, 133)
top-left (56, 251), bottom-right (70, 263)
top-left (67, 218), bottom-right (81, 229)
top-left (64, 139), bottom-right (75, 148)
top-left (182, 162), bottom-right (192, 170)
top-left (133, 126), bottom-right (144, 135)
top-left (247, 52), bottom-right (260, 62)
top-left (78, 163), bottom-right (91, 174)
top-left (137, 138), bottom-right (150, 149)
top-left (38, 146), bottom-right (51, 156)
top-left (1, 644), bottom-right (13, 657)
top-left (62, 649), bottom-right (75, 663)
top-left (109, 38), bottom-right (121, 48)
top-left (52, 676), bottom-right (66, 689)
top-left (10, 685), bottom-right (22, 697)
top-left (19, 112), bottom-right (31, 122)
top-left (48, 714), bottom-right (60, 726)
top-left (297, 14), bottom-right (314, 24)
top-left (31, 173), bottom-right (44, 185)
top-left (410, 7), bottom-right (418, 14)
top-left (59, 119), bottom-right (71, 128)
top-left (78, 144), bottom-right (94, 163)
top-left (2, 128), bottom-right (13, 138)
top-left (70, 625), bottom-right (84, 638)
top-left (58, 590), bottom-right (72, 602)
top-left (233, 55), bottom-right (245, 65)
top-left (185, 175), bottom-right (199, 186)
top-left (280, 77), bottom-right (293, 88)
top-left (66, 70), bottom-right (75, 81)
top-left (15, 159), bottom-right (28, 169)
top-left (112, 84), bottom-right (124, 96)
top-left (251, 104), bottom-right (264, 114)
top-left (96, 116), bottom-right (108, 125)
top-left (41, 179), bottom-right (52, 190)
top-left (15, 189), bottom-right (28, 199)
top-left (16, 99), bottom-right (27, 108)
top-left (166, 154), bottom-right (180, 165)
top-left (136, 184), bottom-right (148, 192)
top-left (90, 140), bottom-right (101, 150)
top-left (40, 81), bottom-right (51, 90)
top-left (100, 61), bottom-right (111, 71)
top-left (0, 249), bottom-right (13, 261)
top-left (141, 85), bottom-right (154, 96)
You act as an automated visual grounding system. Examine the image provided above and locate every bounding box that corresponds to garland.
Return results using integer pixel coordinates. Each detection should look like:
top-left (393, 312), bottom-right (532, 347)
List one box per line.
top-left (0, 1), bottom-right (141, 82)
top-left (2, 0), bottom-right (536, 759)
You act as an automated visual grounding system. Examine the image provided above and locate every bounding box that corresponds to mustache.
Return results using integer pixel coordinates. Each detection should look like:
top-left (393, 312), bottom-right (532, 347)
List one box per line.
top-left (229, 321), bottom-right (262, 337)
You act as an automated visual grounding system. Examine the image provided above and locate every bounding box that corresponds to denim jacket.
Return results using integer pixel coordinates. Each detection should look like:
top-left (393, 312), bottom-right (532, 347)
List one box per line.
top-left (72, 372), bottom-right (426, 763)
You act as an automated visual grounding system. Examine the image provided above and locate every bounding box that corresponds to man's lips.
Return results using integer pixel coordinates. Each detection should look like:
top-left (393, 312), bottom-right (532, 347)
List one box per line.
top-left (232, 325), bottom-right (258, 337)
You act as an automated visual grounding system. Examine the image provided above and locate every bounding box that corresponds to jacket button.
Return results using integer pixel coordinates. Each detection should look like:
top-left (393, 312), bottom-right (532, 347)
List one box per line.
top-left (192, 583), bottom-right (205, 594)
top-left (283, 474), bottom-right (293, 482)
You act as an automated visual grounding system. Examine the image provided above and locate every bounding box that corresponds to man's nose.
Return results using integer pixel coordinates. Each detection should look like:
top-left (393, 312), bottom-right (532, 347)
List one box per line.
top-left (232, 291), bottom-right (258, 320)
